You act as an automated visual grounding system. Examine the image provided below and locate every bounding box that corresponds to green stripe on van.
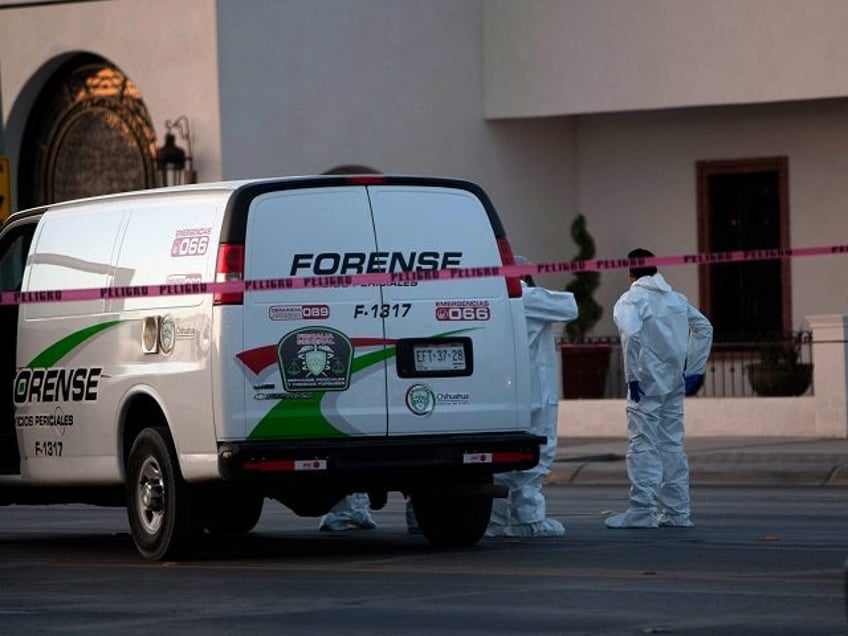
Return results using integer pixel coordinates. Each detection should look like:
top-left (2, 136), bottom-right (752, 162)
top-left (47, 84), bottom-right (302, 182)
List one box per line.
top-left (27, 321), bottom-right (125, 368)
top-left (248, 346), bottom-right (397, 440)
top-left (249, 392), bottom-right (343, 439)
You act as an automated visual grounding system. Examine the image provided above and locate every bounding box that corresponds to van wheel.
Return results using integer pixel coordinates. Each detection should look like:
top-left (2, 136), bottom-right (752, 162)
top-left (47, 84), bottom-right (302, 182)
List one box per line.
top-left (205, 489), bottom-right (264, 535)
top-left (412, 482), bottom-right (493, 548)
top-left (126, 428), bottom-right (205, 561)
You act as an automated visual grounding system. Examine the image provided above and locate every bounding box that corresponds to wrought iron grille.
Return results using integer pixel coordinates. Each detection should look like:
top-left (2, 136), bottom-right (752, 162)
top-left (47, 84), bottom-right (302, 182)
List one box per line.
top-left (560, 331), bottom-right (814, 399)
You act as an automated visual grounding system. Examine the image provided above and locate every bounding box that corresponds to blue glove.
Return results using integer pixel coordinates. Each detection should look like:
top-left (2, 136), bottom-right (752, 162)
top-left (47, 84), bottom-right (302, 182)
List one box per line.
top-left (684, 374), bottom-right (704, 396)
top-left (628, 380), bottom-right (644, 403)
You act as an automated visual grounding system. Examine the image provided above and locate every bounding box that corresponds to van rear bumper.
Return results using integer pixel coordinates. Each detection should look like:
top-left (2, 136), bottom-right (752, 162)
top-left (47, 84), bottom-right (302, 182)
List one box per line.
top-left (217, 432), bottom-right (545, 483)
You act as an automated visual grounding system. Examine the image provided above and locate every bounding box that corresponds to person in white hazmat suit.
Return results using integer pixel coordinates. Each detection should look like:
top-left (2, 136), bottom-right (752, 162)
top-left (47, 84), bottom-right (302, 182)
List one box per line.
top-left (605, 249), bottom-right (713, 529)
top-left (486, 261), bottom-right (578, 538)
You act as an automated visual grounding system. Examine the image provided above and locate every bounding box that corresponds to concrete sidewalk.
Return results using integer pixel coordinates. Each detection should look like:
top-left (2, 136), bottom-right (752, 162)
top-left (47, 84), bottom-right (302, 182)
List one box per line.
top-left (549, 437), bottom-right (848, 486)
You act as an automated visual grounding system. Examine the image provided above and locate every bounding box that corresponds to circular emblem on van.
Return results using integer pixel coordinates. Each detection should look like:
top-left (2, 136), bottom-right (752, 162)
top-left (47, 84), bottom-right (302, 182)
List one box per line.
top-left (277, 327), bottom-right (353, 392)
top-left (405, 384), bottom-right (435, 417)
top-left (159, 315), bottom-right (176, 354)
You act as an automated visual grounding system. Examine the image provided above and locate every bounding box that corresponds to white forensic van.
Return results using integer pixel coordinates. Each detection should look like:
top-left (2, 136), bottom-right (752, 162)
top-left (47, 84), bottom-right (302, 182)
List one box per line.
top-left (0, 175), bottom-right (541, 560)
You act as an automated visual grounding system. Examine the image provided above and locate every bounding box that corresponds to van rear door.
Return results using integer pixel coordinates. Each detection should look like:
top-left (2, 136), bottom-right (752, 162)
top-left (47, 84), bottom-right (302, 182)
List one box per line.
top-left (368, 184), bottom-right (526, 436)
top-left (242, 187), bottom-right (387, 440)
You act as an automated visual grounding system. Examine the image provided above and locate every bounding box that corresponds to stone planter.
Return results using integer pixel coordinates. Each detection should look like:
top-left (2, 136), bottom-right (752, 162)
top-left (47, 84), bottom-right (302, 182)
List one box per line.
top-left (746, 363), bottom-right (813, 397)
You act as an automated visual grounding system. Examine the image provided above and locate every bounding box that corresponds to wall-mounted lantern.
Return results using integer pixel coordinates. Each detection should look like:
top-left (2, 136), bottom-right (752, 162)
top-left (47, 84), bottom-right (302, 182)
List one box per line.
top-left (156, 116), bottom-right (196, 186)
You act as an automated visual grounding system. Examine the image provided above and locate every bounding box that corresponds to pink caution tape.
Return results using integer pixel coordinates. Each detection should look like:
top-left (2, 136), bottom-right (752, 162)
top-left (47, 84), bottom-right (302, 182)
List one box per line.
top-left (2, 243), bottom-right (846, 307)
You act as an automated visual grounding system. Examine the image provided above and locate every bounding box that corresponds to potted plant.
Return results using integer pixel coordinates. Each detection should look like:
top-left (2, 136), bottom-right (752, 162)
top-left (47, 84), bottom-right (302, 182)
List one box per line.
top-left (560, 214), bottom-right (609, 399)
top-left (746, 337), bottom-right (813, 397)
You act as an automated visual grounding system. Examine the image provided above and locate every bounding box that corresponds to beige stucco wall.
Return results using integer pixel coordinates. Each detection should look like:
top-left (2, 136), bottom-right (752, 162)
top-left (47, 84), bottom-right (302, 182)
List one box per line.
top-left (576, 100), bottom-right (848, 335)
top-left (0, 0), bottom-right (223, 197)
top-left (212, 0), bottom-right (575, 277)
top-left (1, 1), bottom-right (846, 331)
top-left (484, 0), bottom-right (848, 118)
top-left (558, 397), bottom-right (817, 438)
top-left (0, 1), bottom-right (846, 437)
top-left (0, 0), bottom-right (576, 282)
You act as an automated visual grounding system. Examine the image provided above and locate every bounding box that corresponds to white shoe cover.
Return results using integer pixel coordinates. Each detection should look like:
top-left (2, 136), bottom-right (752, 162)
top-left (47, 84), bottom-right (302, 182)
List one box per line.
top-left (604, 510), bottom-right (658, 529)
top-left (508, 518), bottom-right (565, 537)
top-left (319, 509), bottom-right (377, 531)
top-left (351, 509), bottom-right (377, 529)
top-left (658, 513), bottom-right (693, 528)
top-left (405, 500), bottom-right (421, 534)
top-left (487, 518), bottom-right (565, 538)
top-left (485, 523), bottom-right (506, 538)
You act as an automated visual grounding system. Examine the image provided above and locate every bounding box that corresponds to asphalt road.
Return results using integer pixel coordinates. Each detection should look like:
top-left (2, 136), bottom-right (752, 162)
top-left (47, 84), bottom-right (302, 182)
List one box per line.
top-left (0, 484), bottom-right (845, 635)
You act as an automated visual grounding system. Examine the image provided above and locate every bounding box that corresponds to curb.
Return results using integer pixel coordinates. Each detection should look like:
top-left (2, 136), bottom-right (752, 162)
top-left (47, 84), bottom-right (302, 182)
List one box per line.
top-left (547, 458), bottom-right (848, 487)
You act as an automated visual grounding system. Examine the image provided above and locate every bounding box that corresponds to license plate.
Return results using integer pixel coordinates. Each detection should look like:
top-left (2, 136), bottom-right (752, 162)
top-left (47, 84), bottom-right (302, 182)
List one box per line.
top-left (413, 342), bottom-right (467, 372)
top-left (395, 337), bottom-right (473, 378)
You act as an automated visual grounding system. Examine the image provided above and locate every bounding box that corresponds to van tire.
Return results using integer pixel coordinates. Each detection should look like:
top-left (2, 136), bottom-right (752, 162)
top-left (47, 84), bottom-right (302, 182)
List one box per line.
top-left (411, 482), bottom-right (493, 548)
top-left (204, 489), bottom-right (264, 535)
top-left (126, 428), bottom-right (205, 561)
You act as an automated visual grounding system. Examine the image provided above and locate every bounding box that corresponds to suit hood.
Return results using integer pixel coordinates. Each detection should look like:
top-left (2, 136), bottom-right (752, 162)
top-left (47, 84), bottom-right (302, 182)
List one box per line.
top-left (632, 272), bottom-right (672, 293)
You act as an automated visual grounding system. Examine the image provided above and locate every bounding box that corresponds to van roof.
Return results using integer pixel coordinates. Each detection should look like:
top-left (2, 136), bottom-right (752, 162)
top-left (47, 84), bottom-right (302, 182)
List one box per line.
top-left (11, 174), bottom-right (481, 213)
top-left (5, 175), bottom-right (506, 239)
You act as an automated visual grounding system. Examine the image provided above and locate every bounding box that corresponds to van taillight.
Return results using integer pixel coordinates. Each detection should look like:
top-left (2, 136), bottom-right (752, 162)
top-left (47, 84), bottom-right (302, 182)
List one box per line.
top-left (497, 237), bottom-right (522, 298)
top-left (214, 243), bottom-right (244, 305)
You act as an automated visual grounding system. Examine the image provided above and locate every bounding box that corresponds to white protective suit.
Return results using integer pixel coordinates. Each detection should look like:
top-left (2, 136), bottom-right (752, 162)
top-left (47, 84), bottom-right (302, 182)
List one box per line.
top-left (607, 272), bottom-right (712, 529)
top-left (487, 281), bottom-right (578, 537)
top-left (318, 493), bottom-right (377, 531)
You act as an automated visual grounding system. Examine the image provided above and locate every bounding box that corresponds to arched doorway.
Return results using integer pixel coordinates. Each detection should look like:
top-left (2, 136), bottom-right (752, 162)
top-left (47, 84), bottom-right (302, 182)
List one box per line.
top-left (18, 53), bottom-right (158, 209)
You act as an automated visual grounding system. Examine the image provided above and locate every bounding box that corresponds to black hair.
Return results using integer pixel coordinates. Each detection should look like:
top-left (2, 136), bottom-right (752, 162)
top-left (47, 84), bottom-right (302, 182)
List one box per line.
top-left (627, 248), bottom-right (658, 279)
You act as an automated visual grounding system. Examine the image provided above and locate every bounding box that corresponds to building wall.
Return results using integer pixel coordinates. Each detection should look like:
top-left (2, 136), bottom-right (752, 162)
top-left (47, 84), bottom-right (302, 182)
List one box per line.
top-left (484, 0), bottom-right (848, 118)
top-left (213, 0), bottom-right (575, 274)
top-left (1, 1), bottom-right (846, 333)
top-left (576, 99), bottom-right (848, 335)
top-left (0, 0), bottom-right (575, 279)
top-left (0, 0), bottom-right (223, 199)
top-left (558, 397), bottom-right (817, 438)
